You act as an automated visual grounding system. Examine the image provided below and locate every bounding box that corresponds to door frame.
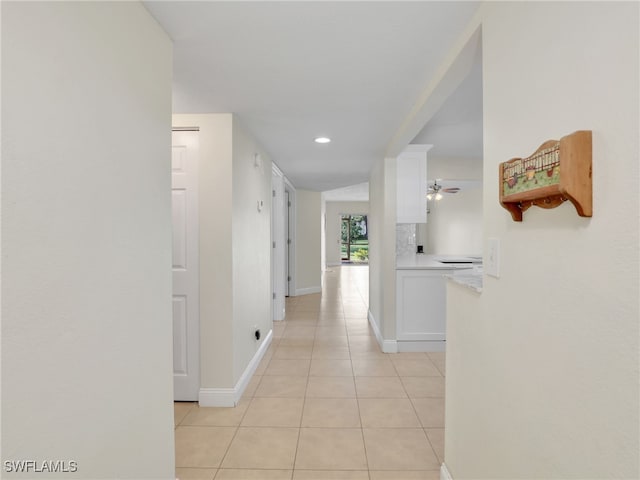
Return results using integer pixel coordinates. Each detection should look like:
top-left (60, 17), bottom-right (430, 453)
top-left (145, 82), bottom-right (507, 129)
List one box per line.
top-left (340, 214), bottom-right (369, 265)
top-left (341, 215), bottom-right (351, 262)
top-left (284, 177), bottom-right (296, 297)
top-left (271, 164), bottom-right (286, 321)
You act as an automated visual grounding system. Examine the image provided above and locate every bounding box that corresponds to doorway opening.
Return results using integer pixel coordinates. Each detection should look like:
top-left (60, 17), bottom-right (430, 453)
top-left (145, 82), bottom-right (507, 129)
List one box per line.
top-left (341, 214), bottom-right (368, 264)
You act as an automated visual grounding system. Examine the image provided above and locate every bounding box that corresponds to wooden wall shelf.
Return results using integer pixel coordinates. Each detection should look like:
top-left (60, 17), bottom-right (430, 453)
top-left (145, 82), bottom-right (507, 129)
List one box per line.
top-left (499, 130), bottom-right (592, 222)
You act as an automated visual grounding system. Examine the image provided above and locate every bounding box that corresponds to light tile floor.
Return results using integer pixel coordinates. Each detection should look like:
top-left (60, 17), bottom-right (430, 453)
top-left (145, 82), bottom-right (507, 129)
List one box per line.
top-left (175, 265), bottom-right (445, 480)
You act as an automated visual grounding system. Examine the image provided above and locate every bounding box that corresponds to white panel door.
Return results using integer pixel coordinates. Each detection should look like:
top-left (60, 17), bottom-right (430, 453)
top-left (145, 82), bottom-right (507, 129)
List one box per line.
top-left (172, 130), bottom-right (199, 401)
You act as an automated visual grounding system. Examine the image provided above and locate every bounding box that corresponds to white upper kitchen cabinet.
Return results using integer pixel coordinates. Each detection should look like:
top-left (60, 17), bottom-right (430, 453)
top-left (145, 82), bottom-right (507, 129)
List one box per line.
top-left (396, 145), bottom-right (431, 223)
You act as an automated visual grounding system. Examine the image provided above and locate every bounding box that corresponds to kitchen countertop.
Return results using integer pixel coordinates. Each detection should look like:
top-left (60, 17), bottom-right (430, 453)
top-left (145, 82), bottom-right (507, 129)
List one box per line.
top-left (445, 269), bottom-right (484, 293)
top-left (396, 254), bottom-right (482, 270)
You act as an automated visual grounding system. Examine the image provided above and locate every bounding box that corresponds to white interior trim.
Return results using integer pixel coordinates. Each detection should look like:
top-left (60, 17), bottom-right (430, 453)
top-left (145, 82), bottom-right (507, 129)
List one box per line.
top-left (382, 339), bottom-right (398, 353)
top-left (440, 463), bottom-right (454, 480)
top-left (295, 286), bottom-right (322, 296)
top-left (198, 387), bottom-right (235, 407)
top-left (368, 309), bottom-right (383, 349)
top-left (271, 165), bottom-right (286, 321)
top-left (398, 340), bottom-right (446, 352)
top-left (284, 176), bottom-right (296, 298)
top-left (199, 329), bottom-right (273, 407)
top-left (232, 329), bottom-right (273, 404)
top-left (368, 310), bottom-right (398, 353)
top-left (272, 161), bottom-right (284, 177)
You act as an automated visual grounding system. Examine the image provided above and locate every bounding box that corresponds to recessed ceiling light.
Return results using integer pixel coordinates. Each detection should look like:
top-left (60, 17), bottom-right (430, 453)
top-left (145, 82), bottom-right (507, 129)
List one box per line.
top-left (314, 137), bottom-right (331, 144)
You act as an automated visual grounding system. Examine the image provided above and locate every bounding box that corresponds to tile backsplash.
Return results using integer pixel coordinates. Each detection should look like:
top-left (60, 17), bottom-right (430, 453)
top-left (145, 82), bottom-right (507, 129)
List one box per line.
top-left (396, 223), bottom-right (416, 256)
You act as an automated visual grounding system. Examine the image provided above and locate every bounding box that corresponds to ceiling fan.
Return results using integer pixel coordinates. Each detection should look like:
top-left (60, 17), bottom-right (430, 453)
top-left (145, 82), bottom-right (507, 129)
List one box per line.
top-left (427, 179), bottom-right (460, 201)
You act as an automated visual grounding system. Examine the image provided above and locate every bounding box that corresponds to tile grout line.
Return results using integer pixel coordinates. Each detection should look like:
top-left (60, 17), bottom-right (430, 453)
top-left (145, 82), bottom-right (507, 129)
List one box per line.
top-left (177, 267), bottom-right (444, 477)
top-left (287, 320), bottom-right (301, 480)
top-left (215, 384), bottom-right (255, 472)
top-left (340, 285), bottom-right (374, 478)
top-left (216, 326), bottom-right (284, 474)
top-left (290, 302), bottom-right (318, 476)
top-left (174, 402), bottom-right (197, 429)
top-left (406, 383), bottom-right (443, 468)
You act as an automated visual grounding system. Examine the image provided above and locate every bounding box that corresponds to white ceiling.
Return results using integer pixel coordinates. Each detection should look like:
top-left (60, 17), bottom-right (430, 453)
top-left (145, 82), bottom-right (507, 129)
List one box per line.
top-left (144, 1), bottom-right (482, 192)
top-left (412, 44), bottom-right (483, 159)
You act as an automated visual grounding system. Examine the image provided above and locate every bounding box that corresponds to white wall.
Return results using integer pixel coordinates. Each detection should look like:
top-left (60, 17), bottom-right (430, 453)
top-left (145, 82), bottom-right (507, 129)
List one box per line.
top-left (325, 201), bottom-right (370, 266)
top-left (173, 114), bottom-right (235, 389)
top-left (425, 187), bottom-right (482, 254)
top-left (295, 190), bottom-right (322, 294)
top-left (424, 157), bottom-right (482, 255)
top-left (368, 159), bottom-right (397, 343)
top-left (231, 116), bottom-right (274, 382)
top-left (429, 156), bottom-right (482, 180)
top-left (446, 3), bottom-right (639, 478)
top-left (172, 114), bottom-right (274, 393)
top-left (368, 162), bottom-right (385, 334)
top-left (2, 3), bottom-right (174, 478)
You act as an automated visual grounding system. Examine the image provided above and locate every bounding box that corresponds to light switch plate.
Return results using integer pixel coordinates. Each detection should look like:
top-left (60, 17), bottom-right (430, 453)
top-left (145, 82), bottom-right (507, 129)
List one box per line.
top-left (486, 237), bottom-right (500, 278)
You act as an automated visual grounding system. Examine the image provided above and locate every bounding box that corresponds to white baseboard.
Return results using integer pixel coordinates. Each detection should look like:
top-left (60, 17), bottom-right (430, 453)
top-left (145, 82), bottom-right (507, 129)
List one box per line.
top-left (367, 309), bottom-right (382, 345)
top-left (198, 387), bottom-right (235, 407)
top-left (367, 310), bottom-right (398, 353)
top-left (199, 329), bottom-right (273, 407)
top-left (398, 340), bottom-right (446, 352)
top-left (440, 463), bottom-right (453, 480)
top-left (382, 339), bottom-right (398, 353)
top-left (232, 328), bottom-right (273, 404)
top-left (295, 286), bottom-right (321, 296)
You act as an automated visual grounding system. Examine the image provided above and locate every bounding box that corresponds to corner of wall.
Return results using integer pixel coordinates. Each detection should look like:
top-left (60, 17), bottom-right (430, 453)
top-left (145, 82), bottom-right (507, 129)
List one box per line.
top-left (230, 119), bottom-right (273, 385)
top-left (3, 3), bottom-right (175, 477)
top-left (381, 157), bottom-right (398, 341)
top-left (367, 157), bottom-right (398, 344)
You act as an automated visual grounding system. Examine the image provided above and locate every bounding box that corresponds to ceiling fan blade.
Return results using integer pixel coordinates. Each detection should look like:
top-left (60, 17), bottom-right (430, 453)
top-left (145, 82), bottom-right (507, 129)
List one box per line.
top-left (442, 187), bottom-right (460, 193)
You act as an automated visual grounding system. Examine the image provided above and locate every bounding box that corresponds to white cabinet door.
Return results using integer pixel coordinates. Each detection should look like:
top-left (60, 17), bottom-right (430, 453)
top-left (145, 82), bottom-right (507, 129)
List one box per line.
top-left (396, 269), bottom-right (452, 341)
top-left (396, 145), bottom-right (430, 224)
top-left (172, 130), bottom-right (200, 401)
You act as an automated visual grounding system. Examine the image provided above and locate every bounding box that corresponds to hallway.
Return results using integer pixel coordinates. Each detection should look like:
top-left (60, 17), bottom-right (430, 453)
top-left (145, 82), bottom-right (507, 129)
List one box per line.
top-left (175, 266), bottom-right (445, 480)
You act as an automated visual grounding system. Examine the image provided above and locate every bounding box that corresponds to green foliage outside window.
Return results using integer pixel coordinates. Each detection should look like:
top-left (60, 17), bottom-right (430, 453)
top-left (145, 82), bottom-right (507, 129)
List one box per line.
top-left (341, 215), bottom-right (368, 263)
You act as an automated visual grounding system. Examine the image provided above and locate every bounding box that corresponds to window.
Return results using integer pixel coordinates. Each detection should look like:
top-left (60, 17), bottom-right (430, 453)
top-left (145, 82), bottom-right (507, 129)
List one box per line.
top-left (341, 215), bottom-right (368, 263)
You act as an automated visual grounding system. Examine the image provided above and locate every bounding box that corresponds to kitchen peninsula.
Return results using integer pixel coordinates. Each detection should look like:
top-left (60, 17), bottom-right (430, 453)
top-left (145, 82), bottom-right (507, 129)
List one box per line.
top-left (395, 254), bottom-right (482, 352)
